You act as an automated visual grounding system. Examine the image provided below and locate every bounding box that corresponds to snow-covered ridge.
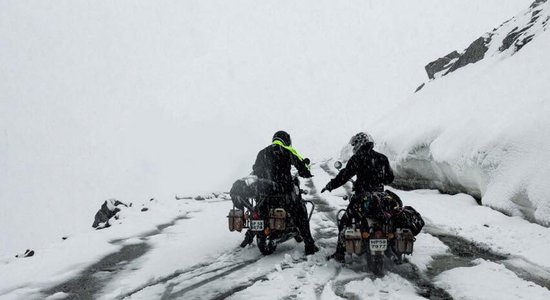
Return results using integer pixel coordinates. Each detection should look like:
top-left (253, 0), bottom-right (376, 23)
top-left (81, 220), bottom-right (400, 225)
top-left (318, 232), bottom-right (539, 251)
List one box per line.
top-left (369, 0), bottom-right (550, 226)
top-left (422, 0), bottom-right (549, 82)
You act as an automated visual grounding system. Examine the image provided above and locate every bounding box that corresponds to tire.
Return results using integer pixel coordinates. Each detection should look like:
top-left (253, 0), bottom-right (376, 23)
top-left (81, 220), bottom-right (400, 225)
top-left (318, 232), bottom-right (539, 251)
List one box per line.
top-left (294, 235), bottom-right (303, 243)
top-left (257, 236), bottom-right (277, 255)
top-left (367, 252), bottom-right (384, 276)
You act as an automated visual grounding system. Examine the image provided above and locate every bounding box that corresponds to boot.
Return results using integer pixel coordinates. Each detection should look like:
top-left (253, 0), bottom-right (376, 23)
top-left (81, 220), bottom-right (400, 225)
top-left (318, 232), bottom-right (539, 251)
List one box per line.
top-left (305, 243), bottom-right (320, 255)
top-left (240, 230), bottom-right (254, 248)
top-left (327, 236), bottom-right (346, 262)
top-left (327, 251), bottom-right (345, 263)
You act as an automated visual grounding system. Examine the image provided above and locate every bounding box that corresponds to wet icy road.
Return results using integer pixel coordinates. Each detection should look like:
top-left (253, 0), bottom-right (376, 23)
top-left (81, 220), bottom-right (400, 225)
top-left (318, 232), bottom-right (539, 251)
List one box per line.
top-left (4, 163), bottom-right (550, 300)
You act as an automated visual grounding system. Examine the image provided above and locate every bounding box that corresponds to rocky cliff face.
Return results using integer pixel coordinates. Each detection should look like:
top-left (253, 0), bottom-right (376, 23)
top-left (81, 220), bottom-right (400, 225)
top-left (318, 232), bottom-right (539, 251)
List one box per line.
top-left (419, 0), bottom-right (549, 86)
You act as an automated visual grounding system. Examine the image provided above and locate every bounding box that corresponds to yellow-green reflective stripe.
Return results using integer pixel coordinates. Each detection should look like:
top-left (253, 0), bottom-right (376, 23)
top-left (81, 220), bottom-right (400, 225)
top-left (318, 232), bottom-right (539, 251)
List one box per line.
top-left (272, 140), bottom-right (309, 169)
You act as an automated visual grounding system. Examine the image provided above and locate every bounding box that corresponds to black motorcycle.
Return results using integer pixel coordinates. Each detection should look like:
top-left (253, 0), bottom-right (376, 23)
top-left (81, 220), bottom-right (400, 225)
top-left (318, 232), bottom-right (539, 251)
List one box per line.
top-left (228, 175), bottom-right (315, 255)
top-left (333, 161), bottom-right (422, 275)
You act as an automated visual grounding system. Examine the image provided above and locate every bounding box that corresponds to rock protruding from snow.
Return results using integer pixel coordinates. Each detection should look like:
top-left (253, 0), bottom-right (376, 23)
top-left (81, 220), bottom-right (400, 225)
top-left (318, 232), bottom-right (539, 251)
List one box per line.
top-left (15, 249), bottom-right (35, 258)
top-left (425, 51), bottom-right (460, 79)
top-left (423, 0), bottom-right (549, 81)
top-left (92, 199), bottom-right (128, 229)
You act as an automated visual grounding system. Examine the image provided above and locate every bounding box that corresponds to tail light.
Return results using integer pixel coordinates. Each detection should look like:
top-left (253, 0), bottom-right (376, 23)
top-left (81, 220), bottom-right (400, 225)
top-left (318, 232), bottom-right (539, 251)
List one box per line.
top-left (374, 230), bottom-right (384, 239)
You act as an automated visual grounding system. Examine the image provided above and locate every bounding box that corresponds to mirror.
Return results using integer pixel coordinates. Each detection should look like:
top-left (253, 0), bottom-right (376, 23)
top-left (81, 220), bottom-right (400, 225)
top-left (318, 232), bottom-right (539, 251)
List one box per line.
top-left (334, 161), bottom-right (343, 170)
top-left (303, 158), bottom-right (311, 165)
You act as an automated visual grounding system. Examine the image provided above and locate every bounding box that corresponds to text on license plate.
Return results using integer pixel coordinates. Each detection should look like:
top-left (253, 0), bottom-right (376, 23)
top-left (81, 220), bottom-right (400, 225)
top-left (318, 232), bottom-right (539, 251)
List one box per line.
top-left (369, 239), bottom-right (388, 251)
top-left (250, 220), bottom-right (264, 231)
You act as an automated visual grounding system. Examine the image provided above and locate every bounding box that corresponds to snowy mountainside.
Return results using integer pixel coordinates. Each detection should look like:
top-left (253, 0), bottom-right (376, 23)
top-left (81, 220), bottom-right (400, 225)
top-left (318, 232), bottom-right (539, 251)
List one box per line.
top-left (423, 0), bottom-right (550, 81)
top-left (369, 0), bottom-right (550, 225)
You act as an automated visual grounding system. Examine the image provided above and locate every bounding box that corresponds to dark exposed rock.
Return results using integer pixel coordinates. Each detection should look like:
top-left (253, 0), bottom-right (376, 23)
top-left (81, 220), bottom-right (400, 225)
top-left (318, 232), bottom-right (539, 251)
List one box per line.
top-left (16, 249), bottom-right (35, 258)
top-left (141, 207), bottom-right (149, 212)
top-left (414, 83), bottom-right (425, 93)
top-left (445, 36), bottom-right (491, 75)
top-left (422, 0), bottom-right (548, 80)
top-left (92, 199), bottom-right (128, 229)
top-left (531, 0), bottom-right (547, 9)
top-left (499, 8), bottom-right (544, 53)
top-left (425, 51), bottom-right (460, 79)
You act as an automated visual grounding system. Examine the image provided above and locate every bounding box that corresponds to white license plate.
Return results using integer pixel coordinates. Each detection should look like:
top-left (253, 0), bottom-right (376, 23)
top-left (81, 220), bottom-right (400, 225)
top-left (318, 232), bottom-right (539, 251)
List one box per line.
top-left (250, 220), bottom-right (264, 231)
top-left (369, 239), bottom-right (388, 251)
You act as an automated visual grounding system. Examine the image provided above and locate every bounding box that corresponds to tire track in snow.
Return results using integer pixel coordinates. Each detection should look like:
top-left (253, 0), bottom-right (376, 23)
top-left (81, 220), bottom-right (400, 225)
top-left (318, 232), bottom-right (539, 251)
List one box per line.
top-left (120, 249), bottom-right (265, 299)
top-left (155, 174), bottom-right (344, 299)
top-left (42, 215), bottom-right (193, 299)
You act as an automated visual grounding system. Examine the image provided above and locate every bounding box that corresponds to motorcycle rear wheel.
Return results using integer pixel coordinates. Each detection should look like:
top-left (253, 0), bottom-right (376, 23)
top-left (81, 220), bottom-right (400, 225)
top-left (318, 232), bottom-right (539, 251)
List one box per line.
top-left (367, 253), bottom-right (384, 276)
top-left (257, 236), bottom-right (277, 255)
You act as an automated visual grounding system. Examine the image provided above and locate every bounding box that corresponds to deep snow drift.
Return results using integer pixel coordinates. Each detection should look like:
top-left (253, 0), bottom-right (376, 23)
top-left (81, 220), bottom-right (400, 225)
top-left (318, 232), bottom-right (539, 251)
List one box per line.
top-left (370, 0), bottom-right (550, 226)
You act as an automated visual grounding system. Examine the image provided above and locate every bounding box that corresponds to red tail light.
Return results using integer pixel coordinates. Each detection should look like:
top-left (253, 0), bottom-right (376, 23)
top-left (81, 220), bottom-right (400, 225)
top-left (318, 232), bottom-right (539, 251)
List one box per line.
top-left (252, 212), bottom-right (261, 219)
top-left (374, 230), bottom-right (384, 239)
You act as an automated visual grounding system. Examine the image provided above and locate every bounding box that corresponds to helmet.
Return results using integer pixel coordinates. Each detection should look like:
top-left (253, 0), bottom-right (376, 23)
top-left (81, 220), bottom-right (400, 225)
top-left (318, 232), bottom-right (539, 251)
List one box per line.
top-left (273, 130), bottom-right (292, 146)
top-left (350, 132), bottom-right (374, 153)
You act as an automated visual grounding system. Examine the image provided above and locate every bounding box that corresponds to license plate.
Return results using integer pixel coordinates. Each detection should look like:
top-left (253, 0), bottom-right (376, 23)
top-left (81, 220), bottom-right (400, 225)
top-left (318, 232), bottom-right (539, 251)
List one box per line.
top-left (250, 220), bottom-right (264, 231)
top-left (369, 239), bottom-right (388, 251)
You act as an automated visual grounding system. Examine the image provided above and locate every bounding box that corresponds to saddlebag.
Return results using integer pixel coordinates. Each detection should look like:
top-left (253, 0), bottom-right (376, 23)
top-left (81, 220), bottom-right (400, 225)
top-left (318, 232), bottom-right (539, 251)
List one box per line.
top-left (393, 206), bottom-right (425, 236)
top-left (227, 209), bottom-right (244, 232)
top-left (269, 208), bottom-right (287, 231)
top-left (344, 228), bottom-right (362, 254)
top-left (395, 228), bottom-right (415, 254)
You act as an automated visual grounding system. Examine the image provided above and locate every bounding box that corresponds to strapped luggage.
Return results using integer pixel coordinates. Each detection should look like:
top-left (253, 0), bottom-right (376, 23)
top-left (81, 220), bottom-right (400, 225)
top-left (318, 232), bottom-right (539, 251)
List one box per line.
top-left (393, 206), bottom-right (425, 236)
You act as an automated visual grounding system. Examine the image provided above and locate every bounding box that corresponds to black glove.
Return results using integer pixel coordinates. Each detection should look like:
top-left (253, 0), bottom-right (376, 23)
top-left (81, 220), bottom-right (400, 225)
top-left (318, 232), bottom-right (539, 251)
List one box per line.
top-left (321, 182), bottom-right (335, 194)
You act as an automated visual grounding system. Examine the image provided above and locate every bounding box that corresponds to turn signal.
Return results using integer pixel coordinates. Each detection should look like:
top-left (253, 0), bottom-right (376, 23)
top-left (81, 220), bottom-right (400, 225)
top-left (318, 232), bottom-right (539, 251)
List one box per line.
top-left (361, 232), bottom-right (370, 239)
top-left (387, 233), bottom-right (395, 239)
top-left (263, 227), bottom-right (270, 236)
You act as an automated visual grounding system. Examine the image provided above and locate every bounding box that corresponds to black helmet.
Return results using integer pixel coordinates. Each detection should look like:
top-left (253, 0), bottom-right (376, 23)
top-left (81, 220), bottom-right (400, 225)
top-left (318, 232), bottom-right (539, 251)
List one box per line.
top-left (350, 132), bottom-right (374, 153)
top-left (273, 130), bottom-right (292, 146)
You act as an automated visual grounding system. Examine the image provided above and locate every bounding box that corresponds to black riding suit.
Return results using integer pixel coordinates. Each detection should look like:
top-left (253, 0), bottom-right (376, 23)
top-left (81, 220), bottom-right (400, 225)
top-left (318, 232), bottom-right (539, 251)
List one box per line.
top-left (252, 143), bottom-right (315, 247)
top-left (324, 142), bottom-right (394, 255)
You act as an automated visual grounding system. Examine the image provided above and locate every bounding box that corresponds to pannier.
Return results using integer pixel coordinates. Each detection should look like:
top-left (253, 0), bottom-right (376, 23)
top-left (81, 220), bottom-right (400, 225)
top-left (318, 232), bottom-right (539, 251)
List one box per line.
top-left (269, 208), bottom-right (287, 230)
top-left (227, 209), bottom-right (244, 232)
top-left (395, 228), bottom-right (415, 254)
top-left (344, 228), bottom-right (362, 254)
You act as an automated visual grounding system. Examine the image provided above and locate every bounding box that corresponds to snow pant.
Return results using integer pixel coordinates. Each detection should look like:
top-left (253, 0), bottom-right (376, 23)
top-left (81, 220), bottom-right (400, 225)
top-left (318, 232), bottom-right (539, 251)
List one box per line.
top-left (288, 194), bottom-right (315, 246)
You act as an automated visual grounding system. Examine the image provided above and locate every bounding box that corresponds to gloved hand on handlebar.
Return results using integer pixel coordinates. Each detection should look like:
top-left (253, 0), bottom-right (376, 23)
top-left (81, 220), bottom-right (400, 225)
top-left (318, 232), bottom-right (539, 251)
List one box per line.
top-left (321, 182), bottom-right (334, 193)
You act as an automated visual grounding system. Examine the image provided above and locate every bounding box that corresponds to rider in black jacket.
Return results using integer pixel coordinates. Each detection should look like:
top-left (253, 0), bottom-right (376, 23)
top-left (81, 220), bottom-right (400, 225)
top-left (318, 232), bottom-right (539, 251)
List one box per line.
top-left (321, 132), bottom-right (394, 261)
top-left (249, 131), bottom-right (319, 255)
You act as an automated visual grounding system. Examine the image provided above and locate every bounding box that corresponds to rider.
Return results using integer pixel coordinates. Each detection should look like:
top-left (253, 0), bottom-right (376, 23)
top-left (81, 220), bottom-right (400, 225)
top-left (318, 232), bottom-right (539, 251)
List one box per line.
top-left (321, 132), bottom-right (394, 262)
top-left (248, 130), bottom-right (319, 255)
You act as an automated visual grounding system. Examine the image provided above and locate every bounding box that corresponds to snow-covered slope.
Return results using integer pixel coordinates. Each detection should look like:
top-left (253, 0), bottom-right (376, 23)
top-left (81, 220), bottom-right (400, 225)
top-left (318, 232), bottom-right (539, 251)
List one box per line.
top-left (3, 165), bottom-right (550, 299)
top-left (1, 0), bottom-right (532, 256)
top-left (370, 0), bottom-right (550, 225)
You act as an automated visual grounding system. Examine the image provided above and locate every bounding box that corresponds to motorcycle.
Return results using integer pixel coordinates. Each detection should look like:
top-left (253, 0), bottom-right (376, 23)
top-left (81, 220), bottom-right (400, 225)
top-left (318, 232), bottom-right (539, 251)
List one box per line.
top-left (227, 175), bottom-right (315, 255)
top-left (333, 160), bottom-right (418, 275)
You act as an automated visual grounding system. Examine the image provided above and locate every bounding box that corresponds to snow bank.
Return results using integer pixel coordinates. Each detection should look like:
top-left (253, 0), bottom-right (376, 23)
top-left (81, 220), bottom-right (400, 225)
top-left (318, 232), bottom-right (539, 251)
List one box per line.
top-left (370, 0), bottom-right (550, 225)
top-left (436, 259), bottom-right (550, 300)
